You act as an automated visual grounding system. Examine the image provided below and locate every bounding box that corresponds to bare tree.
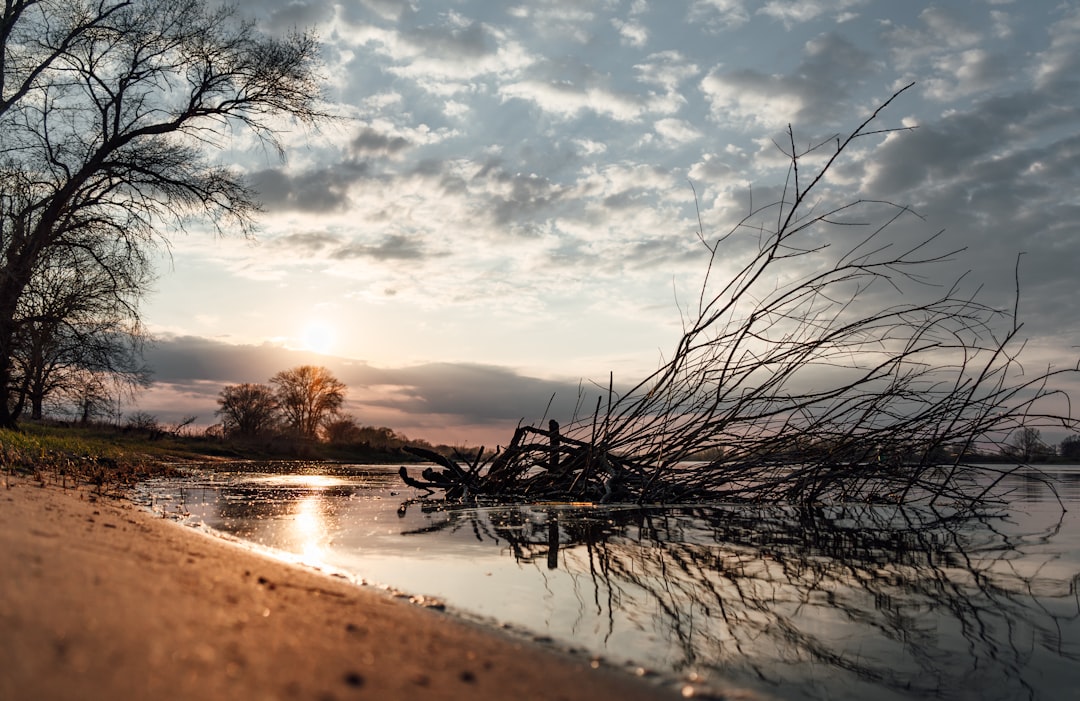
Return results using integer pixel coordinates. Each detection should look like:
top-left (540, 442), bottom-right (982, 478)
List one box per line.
top-left (1004, 427), bottom-right (1049, 462)
top-left (64, 368), bottom-right (113, 425)
top-left (270, 365), bottom-right (345, 440)
top-left (401, 84), bottom-right (1079, 508)
top-left (323, 414), bottom-right (363, 445)
top-left (1060, 435), bottom-right (1080, 461)
top-left (9, 237), bottom-right (150, 420)
top-left (216, 382), bottom-right (278, 438)
top-left (0, 0), bottom-right (326, 428)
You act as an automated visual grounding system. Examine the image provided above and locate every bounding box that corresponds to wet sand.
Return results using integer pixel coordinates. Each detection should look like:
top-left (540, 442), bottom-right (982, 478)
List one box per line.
top-left (0, 474), bottom-right (692, 701)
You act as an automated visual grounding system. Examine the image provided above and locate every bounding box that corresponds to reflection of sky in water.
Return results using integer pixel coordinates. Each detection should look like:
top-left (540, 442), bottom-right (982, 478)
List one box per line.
top-left (139, 465), bottom-right (1080, 701)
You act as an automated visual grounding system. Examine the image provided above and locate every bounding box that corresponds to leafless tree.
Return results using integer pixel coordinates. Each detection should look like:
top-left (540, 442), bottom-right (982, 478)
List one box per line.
top-left (323, 414), bottom-right (363, 445)
top-left (270, 365), bottom-right (345, 440)
top-left (1060, 435), bottom-right (1080, 460)
top-left (9, 237), bottom-right (150, 419)
top-left (0, 0), bottom-right (326, 427)
top-left (62, 367), bottom-right (117, 425)
top-left (401, 84), bottom-right (1079, 508)
top-left (1004, 427), bottom-right (1050, 462)
top-left (215, 382), bottom-right (278, 438)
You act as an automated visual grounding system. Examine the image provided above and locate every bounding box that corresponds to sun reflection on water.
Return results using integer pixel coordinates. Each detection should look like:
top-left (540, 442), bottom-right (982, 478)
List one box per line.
top-left (292, 495), bottom-right (329, 565)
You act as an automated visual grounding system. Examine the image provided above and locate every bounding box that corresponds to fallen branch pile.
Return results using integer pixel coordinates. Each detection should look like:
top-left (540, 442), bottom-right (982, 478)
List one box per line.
top-left (400, 84), bottom-right (1078, 508)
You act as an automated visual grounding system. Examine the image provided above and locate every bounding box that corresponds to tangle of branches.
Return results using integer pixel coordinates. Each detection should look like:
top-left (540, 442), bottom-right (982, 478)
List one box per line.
top-left (400, 84), bottom-right (1079, 510)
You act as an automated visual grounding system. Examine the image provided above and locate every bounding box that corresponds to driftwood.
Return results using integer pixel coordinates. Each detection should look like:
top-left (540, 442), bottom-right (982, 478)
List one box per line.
top-left (399, 84), bottom-right (1078, 509)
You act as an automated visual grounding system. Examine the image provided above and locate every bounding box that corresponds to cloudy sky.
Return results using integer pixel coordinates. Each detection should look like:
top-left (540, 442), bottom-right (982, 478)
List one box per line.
top-left (138, 0), bottom-right (1080, 446)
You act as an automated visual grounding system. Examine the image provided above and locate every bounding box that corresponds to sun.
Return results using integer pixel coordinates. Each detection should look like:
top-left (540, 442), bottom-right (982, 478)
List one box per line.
top-left (300, 321), bottom-right (336, 355)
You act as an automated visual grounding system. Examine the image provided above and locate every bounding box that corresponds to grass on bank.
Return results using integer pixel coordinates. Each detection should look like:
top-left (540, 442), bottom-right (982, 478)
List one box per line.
top-left (0, 423), bottom-right (184, 491)
top-left (0, 420), bottom-right (452, 492)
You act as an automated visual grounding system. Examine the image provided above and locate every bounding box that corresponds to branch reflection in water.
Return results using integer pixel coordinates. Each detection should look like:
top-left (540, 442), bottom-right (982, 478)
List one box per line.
top-left (395, 487), bottom-right (1079, 700)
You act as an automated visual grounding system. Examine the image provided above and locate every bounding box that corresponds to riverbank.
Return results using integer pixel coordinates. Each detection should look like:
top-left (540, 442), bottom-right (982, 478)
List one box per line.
top-left (0, 474), bottom-right (694, 701)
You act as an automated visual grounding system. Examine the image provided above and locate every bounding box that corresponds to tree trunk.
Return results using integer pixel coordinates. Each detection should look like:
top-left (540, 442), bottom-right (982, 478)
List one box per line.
top-left (0, 301), bottom-right (20, 429)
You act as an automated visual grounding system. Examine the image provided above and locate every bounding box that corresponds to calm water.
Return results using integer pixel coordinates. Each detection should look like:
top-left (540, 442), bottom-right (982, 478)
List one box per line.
top-left (137, 464), bottom-right (1080, 700)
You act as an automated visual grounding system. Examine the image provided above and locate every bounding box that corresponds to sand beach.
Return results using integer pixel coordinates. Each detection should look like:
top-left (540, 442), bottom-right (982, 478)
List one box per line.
top-left (0, 474), bottom-right (690, 701)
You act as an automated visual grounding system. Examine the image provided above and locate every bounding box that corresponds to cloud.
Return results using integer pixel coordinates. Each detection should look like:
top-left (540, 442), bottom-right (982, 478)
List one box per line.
top-left (700, 33), bottom-right (873, 128)
top-left (1034, 5), bottom-right (1080, 91)
top-left (351, 127), bottom-right (412, 157)
top-left (268, 232), bottom-right (344, 255)
top-left (138, 335), bottom-right (594, 444)
top-left (245, 120), bottom-right (456, 215)
top-left (248, 161), bottom-right (370, 213)
top-left (368, 362), bottom-right (587, 423)
top-left (403, 15), bottom-right (494, 59)
top-left (923, 49), bottom-right (1007, 100)
top-left (340, 10), bottom-right (535, 89)
top-left (483, 170), bottom-right (569, 232)
top-left (145, 336), bottom-right (302, 384)
top-left (500, 77), bottom-right (655, 122)
top-left (654, 117), bottom-right (704, 145)
top-left (883, 6), bottom-right (985, 71)
top-left (249, 0), bottom-right (336, 33)
top-left (505, 3), bottom-right (599, 43)
top-left (139, 0), bottom-right (1080, 425)
top-left (634, 51), bottom-right (700, 91)
top-left (352, 0), bottom-right (412, 22)
top-left (858, 90), bottom-right (1068, 197)
top-left (612, 18), bottom-right (649, 47)
top-left (689, 0), bottom-right (751, 30)
top-left (758, 0), bottom-right (867, 28)
top-left (688, 150), bottom-right (745, 184)
top-left (331, 234), bottom-right (426, 261)
top-left (851, 88), bottom-right (1080, 340)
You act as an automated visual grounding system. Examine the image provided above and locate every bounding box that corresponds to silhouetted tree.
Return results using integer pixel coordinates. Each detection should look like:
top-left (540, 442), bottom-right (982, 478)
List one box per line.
top-left (270, 365), bottom-right (345, 440)
top-left (1005, 427), bottom-right (1050, 462)
top-left (64, 369), bottom-right (116, 425)
top-left (9, 242), bottom-right (150, 420)
top-left (216, 382), bottom-right (279, 438)
top-left (323, 414), bottom-right (363, 445)
top-left (125, 410), bottom-right (164, 438)
top-left (1059, 435), bottom-right (1080, 461)
top-left (0, 0), bottom-right (325, 428)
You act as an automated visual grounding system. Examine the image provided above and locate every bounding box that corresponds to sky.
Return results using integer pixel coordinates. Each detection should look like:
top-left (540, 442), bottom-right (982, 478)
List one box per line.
top-left (135, 0), bottom-right (1080, 447)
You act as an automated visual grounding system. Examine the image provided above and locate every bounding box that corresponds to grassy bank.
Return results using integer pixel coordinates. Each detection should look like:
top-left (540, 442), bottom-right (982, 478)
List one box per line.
top-left (0, 421), bottom-right (428, 492)
top-left (0, 423), bottom-right (185, 490)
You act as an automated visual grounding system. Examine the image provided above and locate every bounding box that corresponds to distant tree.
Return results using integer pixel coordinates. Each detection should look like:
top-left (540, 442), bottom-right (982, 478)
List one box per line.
top-left (1004, 427), bottom-right (1050, 462)
top-left (170, 415), bottom-right (198, 437)
top-left (1060, 435), bottom-right (1080, 461)
top-left (323, 414), bottom-right (363, 445)
top-left (0, 0), bottom-right (325, 428)
top-left (125, 411), bottom-right (163, 437)
top-left (64, 369), bottom-right (115, 425)
top-left (216, 383), bottom-right (279, 438)
top-left (356, 425), bottom-right (401, 449)
top-left (270, 366), bottom-right (346, 440)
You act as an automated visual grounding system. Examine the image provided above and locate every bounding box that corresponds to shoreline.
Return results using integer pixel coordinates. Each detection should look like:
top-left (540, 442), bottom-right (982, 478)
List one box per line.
top-left (0, 474), bottom-right (701, 701)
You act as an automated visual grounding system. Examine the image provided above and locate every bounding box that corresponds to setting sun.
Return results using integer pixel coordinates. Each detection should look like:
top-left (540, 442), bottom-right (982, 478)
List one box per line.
top-left (301, 321), bottom-right (336, 355)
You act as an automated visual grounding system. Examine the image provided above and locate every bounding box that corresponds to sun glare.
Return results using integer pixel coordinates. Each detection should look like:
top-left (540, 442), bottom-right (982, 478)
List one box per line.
top-left (301, 321), bottom-right (336, 355)
top-left (292, 496), bottom-right (327, 564)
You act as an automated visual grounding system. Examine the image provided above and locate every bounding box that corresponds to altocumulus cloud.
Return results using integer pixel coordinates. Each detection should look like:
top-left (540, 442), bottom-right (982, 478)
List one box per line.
top-left (137, 0), bottom-right (1080, 442)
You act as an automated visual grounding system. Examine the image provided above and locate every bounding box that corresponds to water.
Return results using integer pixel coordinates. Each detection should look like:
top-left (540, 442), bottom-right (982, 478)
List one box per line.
top-left (137, 463), bottom-right (1080, 700)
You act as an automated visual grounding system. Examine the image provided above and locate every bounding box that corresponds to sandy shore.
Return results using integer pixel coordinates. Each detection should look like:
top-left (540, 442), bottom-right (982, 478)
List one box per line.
top-left (0, 474), bottom-right (694, 701)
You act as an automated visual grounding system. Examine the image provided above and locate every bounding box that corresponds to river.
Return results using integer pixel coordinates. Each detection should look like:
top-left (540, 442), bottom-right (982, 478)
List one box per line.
top-left (136, 463), bottom-right (1080, 700)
